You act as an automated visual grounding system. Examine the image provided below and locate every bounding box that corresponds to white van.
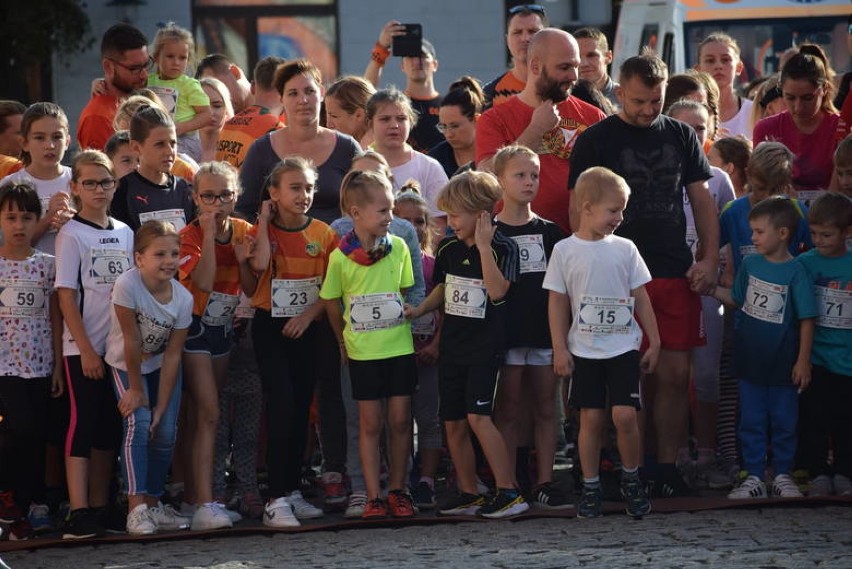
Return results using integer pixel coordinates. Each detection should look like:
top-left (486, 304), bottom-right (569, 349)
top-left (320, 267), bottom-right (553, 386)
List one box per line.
top-left (613, 0), bottom-right (850, 80)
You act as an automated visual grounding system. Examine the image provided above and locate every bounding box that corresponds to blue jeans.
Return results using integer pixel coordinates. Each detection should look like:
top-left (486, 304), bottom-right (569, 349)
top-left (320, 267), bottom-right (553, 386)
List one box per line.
top-left (738, 379), bottom-right (798, 478)
top-left (111, 367), bottom-right (182, 497)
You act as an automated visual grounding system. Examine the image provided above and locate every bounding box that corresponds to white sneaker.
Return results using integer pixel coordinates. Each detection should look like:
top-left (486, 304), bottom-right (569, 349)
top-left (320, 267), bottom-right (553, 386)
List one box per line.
top-left (344, 492), bottom-right (368, 519)
top-left (150, 502), bottom-right (191, 530)
top-left (126, 504), bottom-right (157, 535)
top-left (215, 502), bottom-right (242, 523)
top-left (179, 501), bottom-right (197, 517)
top-left (808, 475), bottom-right (834, 497)
top-left (772, 474), bottom-right (803, 498)
top-left (286, 490), bottom-right (324, 519)
top-left (727, 475), bottom-right (767, 499)
top-left (263, 497), bottom-right (300, 528)
top-left (191, 503), bottom-right (233, 531)
top-left (833, 474), bottom-right (852, 496)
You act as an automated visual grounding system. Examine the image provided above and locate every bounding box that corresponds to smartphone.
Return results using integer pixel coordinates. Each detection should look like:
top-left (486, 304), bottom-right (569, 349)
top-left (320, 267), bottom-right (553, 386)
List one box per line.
top-left (392, 24), bottom-right (423, 57)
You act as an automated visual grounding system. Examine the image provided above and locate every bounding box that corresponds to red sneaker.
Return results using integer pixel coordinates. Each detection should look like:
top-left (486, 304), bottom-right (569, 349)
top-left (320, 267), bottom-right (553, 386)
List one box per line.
top-left (322, 471), bottom-right (348, 506)
top-left (361, 498), bottom-right (388, 520)
top-left (0, 491), bottom-right (21, 523)
top-left (387, 490), bottom-right (416, 518)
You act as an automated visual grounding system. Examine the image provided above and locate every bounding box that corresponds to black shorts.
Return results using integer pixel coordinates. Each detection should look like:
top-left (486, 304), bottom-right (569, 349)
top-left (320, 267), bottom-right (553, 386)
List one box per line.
top-left (184, 314), bottom-right (234, 358)
top-left (349, 354), bottom-right (418, 401)
top-left (438, 362), bottom-right (500, 421)
top-left (64, 355), bottom-right (122, 457)
top-left (568, 351), bottom-right (642, 410)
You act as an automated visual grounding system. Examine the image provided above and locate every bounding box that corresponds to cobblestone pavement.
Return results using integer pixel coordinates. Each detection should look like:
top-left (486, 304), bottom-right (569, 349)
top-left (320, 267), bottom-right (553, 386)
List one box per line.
top-left (3, 506), bottom-right (851, 569)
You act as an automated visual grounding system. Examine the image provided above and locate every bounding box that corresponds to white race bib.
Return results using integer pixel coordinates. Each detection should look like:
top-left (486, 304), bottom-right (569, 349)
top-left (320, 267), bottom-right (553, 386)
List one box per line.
top-left (815, 286), bottom-right (851, 330)
top-left (139, 314), bottom-right (172, 355)
top-left (149, 86), bottom-right (178, 116)
top-left (201, 291), bottom-right (239, 326)
top-left (795, 188), bottom-right (824, 206)
top-left (235, 292), bottom-right (255, 319)
top-left (0, 279), bottom-right (47, 318)
top-left (743, 275), bottom-right (787, 324)
top-left (685, 227), bottom-right (699, 258)
top-left (89, 248), bottom-right (131, 285)
top-left (138, 209), bottom-right (186, 231)
top-left (444, 274), bottom-right (487, 319)
top-left (349, 292), bottom-right (405, 332)
top-left (577, 295), bottom-right (635, 335)
top-left (739, 244), bottom-right (757, 259)
top-left (512, 234), bottom-right (547, 274)
top-left (412, 310), bottom-right (437, 337)
top-left (271, 277), bottom-right (321, 317)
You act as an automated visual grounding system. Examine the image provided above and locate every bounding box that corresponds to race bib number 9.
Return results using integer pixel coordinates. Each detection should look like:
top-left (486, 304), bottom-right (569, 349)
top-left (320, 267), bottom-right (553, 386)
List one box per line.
top-left (743, 276), bottom-right (787, 324)
top-left (512, 234), bottom-right (547, 273)
top-left (577, 295), bottom-right (634, 335)
top-left (349, 292), bottom-right (404, 332)
top-left (271, 277), bottom-right (321, 317)
top-left (202, 291), bottom-right (240, 326)
top-left (815, 286), bottom-right (851, 329)
top-left (138, 209), bottom-right (186, 232)
top-left (0, 279), bottom-right (47, 318)
top-left (90, 248), bottom-right (131, 285)
top-left (444, 274), bottom-right (487, 319)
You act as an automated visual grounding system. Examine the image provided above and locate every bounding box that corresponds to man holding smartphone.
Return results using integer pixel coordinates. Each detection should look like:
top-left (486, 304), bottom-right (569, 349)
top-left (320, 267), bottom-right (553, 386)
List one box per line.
top-left (366, 20), bottom-right (445, 152)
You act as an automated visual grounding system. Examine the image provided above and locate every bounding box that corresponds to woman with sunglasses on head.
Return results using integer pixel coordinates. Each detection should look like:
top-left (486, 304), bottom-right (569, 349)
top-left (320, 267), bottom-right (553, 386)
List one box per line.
top-left (428, 77), bottom-right (485, 179)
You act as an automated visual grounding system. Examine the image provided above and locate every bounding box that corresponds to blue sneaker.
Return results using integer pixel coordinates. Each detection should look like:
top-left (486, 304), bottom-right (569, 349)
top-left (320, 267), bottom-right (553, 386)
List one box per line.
top-left (27, 503), bottom-right (52, 532)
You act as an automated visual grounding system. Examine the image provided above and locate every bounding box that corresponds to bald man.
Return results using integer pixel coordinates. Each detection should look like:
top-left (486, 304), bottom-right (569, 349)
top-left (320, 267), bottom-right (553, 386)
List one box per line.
top-left (477, 28), bottom-right (606, 234)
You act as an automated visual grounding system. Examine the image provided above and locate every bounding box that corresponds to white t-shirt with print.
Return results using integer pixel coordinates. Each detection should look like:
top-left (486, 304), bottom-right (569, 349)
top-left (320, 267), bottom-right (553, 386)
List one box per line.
top-left (105, 268), bottom-right (193, 374)
top-left (542, 234), bottom-right (652, 359)
top-left (54, 216), bottom-right (134, 356)
top-left (0, 167), bottom-right (73, 255)
top-left (391, 151), bottom-right (449, 218)
top-left (0, 251), bottom-right (56, 378)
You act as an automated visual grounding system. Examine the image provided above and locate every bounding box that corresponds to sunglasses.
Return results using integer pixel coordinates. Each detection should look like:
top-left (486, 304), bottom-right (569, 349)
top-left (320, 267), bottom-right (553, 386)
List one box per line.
top-left (509, 4), bottom-right (546, 15)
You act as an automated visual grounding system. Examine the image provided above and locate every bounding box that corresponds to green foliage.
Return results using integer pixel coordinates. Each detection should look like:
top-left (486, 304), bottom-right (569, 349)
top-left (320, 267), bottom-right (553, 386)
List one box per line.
top-left (0, 0), bottom-right (94, 64)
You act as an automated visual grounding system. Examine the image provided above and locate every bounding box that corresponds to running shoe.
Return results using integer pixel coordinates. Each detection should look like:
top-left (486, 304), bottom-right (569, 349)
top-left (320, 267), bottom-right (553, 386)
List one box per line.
top-left (27, 503), bottom-right (52, 532)
top-left (150, 502), bottom-right (191, 531)
top-left (772, 474), bottom-right (803, 498)
top-left (576, 485), bottom-right (603, 519)
top-left (0, 492), bottom-right (20, 524)
top-left (833, 474), bottom-right (852, 496)
top-left (190, 503), bottom-right (233, 531)
top-left (438, 492), bottom-right (486, 516)
top-left (808, 475), bottom-right (834, 497)
top-left (532, 481), bottom-right (574, 510)
top-left (344, 492), bottom-right (368, 518)
top-left (387, 490), bottom-right (416, 518)
top-left (362, 498), bottom-right (389, 520)
top-left (126, 504), bottom-right (156, 535)
top-left (412, 481), bottom-right (436, 510)
top-left (621, 476), bottom-right (651, 518)
top-left (655, 471), bottom-right (697, 498)
top-left (477, 488), bottom-right (529, 519)
top-left (263, 497), bottom-right (300, 528)
top-left (62, 508), bottom-right (106, 540)
top-left (727, 475), bottom-right (767, 499)
top-left (287, 490), bottom-right (324, 520)
top-left (321, 471), bottom-right (348, 506)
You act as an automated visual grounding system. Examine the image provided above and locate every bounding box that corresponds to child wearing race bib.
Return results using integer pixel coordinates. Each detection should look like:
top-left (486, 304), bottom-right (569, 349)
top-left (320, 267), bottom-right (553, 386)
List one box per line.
top-left (393, 182), bottom-right (442, 510)
top-left (407, 170), bottom-right (528, 519)
top-left (249, 157), bottom-right (338, 527)
top-left (490, 145), bottom-right (568, 509)
top-left (543, 167), bottom-right (659, 519)
top-left (321, 170), bottom-right (417, 520)
top-left (710, 196), bottom-right (817, 499)
top-left (0, 103), bottom-right (74, 255)
top-left (178, 161), bottom-right (255, 530)
top-left (55, 150), bottom-right (133, 539)
top-left (112, 106), bottom-right (194, 232)
top-left (795, 192), bottom-right (852, 496)
top-left (104, 221), bottom-right (193, 535)
top-left (0, 182), bottom-right (63, 539)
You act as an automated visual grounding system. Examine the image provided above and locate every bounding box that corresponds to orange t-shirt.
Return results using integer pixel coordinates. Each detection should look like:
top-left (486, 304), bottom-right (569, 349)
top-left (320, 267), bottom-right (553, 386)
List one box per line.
top-left (179, 217), bottom-right (253, 318)
top-left (77, 94), bottom-right (120, 151)
top-left (0, 154), bottom-right (23, 179)
top-left (249, 218), bottom-right (338, 313)
top-left (172, 157), bottom-right (197, 184)
top-left (216, 105), bottom-right (285, 170)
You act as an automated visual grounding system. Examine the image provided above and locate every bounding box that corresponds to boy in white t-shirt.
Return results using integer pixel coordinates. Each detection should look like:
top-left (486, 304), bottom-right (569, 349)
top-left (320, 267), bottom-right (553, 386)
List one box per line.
top-left (543, 166), bottom-right (660, 519)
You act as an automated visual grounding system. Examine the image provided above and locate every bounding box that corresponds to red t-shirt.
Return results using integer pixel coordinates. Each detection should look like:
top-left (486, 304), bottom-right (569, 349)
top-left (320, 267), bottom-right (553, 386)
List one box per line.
top-left (476, 95), bottom-right (606, 234)
top-left (77, 94), bottom-right (120, 151)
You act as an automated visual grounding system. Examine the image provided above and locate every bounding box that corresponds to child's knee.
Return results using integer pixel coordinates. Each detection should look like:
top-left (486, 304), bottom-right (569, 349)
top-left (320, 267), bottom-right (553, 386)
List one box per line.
top-left (611, 406), bottom-right (638, 432)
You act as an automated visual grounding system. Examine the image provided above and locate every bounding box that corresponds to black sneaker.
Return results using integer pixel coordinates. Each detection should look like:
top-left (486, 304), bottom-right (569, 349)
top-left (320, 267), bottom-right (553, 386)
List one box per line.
top-left (576, 485), bottom-right (603, 519)
top-left (438, 492), bottom-right (486, 516)
top-left (62, 508), bottom-right (107, 540)
top-left (97, 502), bottom-right (128, 533)
top-left (655, 471), bottom-right (697, 498)
top-left (477, 489), bottom-right (529, 519)
top-left (411, 481), bottom-right (436, 510)
top-left (532, 481), bottom-right (574, 510)
top-left (621, 475), bottom-right (651, 518)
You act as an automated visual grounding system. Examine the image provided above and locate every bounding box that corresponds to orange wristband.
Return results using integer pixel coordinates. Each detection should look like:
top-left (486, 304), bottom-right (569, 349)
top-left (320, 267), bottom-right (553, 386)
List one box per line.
top-left (371, 42), bottom-right (390, 66)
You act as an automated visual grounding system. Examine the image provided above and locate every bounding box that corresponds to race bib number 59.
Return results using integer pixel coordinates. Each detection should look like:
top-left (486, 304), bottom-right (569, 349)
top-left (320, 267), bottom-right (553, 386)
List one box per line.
top-left (0, 279), bottom-right (47, 318)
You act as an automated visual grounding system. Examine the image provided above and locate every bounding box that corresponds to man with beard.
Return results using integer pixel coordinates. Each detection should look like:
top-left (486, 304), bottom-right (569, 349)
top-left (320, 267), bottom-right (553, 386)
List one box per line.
top-left (568, 53), bottom-right (719, 498)
top-left (477, 28), bottom-right (606, 234)
top-left (482, 4), bottom-right (548, 109)
top-left (77, 23), bottom-right (150, 150)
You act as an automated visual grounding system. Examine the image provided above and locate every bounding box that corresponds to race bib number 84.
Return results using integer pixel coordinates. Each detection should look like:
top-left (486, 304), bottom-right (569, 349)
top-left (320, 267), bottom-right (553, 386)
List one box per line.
top-left (444, 275), bottom-right (487, 319)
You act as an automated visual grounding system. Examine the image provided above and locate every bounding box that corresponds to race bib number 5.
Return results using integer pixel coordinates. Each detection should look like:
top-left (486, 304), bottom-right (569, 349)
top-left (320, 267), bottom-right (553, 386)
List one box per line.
top-left (271, 277), bottom-right (321, 317)
top-left (577, 295), bottom-right (635, 335)
top-left (349, 292), bottom-right (404, 332)
top-left (444, 274), bottom-right (487, 319)
top-left (743, 276), bottom-right (787, 324)
top-left (90, 248), bottom-right (130, 285)
top-left (815, 286), bottom-right (851, 329)
top-left (0, 279), bottom-right (47, 318)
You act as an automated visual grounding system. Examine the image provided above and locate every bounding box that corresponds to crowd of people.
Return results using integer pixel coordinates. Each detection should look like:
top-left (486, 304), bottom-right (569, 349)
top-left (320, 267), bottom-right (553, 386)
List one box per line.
top-left (0, 3), bottom-right (850, 542)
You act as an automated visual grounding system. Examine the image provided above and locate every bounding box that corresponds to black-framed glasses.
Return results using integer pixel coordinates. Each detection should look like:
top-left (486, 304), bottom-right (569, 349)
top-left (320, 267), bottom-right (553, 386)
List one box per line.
top-left (198, 190), bottom-right (236, 205)
top-left (79, 178), bottom-right (117, 191)
top-left (509, 4), bottom-right (546, 15)
top-left (108, 56), bottom-right (152, 75)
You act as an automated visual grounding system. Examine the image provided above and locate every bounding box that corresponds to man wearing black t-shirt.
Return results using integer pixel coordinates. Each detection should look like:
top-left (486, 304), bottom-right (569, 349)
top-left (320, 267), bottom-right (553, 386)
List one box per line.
top-left (569, 54), bottom-right (719, 498)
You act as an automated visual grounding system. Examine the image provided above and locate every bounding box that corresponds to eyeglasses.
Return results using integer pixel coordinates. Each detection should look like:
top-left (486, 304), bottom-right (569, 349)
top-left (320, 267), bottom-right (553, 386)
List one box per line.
top-left (108, 57), bottom-right (152, 75)
top-left (509, 4), bottom-right (546, 15)
top-left (198, 191), bottom-right (236, 205)
top-left (78, 178), bottom-right (117, 191)
top-left (436, 122), bottom-right (465, 134)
